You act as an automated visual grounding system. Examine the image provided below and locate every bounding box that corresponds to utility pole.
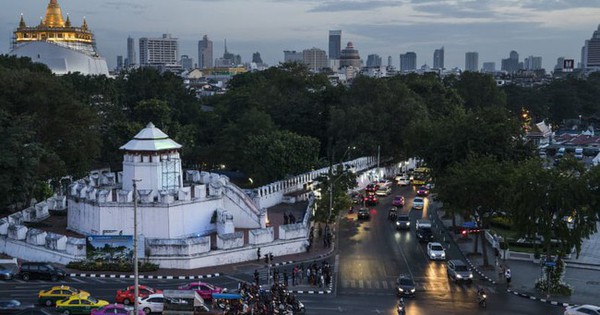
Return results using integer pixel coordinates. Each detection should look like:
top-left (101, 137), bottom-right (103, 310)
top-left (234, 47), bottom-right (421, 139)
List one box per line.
top-left (377, 145), bottom-right (381, 180)
top-left (132, 179), bottom-right (141, 315)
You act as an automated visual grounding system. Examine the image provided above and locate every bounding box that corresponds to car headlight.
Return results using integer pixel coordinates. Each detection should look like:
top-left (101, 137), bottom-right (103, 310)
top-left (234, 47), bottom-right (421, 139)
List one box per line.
top-left (410, 288), bottom-right (415, 293)
top-left (469, 274), bottom-right (473, 278)
top-left (456, 274), bottom-right (462, 279)
top-left (398, 288), bottom-right (404, 292)
top-left (441, 253), bottom-right (446, 258)
top-left (396, 221), bottom-right (400, 226)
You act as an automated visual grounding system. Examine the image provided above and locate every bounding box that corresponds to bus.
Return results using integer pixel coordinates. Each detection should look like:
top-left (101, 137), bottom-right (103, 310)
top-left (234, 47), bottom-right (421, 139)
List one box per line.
top-left (411, 167), bottom-right (431, 186)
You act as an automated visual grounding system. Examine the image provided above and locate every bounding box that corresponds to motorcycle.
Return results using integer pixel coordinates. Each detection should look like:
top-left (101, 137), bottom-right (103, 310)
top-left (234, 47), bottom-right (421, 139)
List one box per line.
top-left (397, 298), bottom-right (406, 315)
top-left (477, 291), bottom-right (487, 308)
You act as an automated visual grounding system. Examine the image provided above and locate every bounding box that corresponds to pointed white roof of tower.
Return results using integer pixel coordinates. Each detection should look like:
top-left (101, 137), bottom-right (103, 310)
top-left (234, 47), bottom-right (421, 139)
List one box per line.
top-left (119, 122), bottom-right (182, 151)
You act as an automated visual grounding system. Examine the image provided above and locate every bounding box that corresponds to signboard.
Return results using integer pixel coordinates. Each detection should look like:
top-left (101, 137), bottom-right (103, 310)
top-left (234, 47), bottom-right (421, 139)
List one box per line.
top-left (86, 235), bottom-right (134, 261)
top-left (544, 261), bottom-right (557, 267)
top-left (463, 221), bottom-right (477, 228)
top-left (563, 59), bottom-right (574, 72)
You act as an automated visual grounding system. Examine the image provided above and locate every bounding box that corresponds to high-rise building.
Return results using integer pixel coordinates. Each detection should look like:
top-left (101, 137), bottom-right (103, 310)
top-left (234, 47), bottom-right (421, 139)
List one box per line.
top-left (284, 50), bottom-right (303, 63)
top-left (501, 50), bottom-right (520, 73)
top-left (482, 62), bottom-right (496, 73)
top-left (366, 54), bottom-right (382, 68)
top-left (302, 48), bottom-right (328, 72)
top-left (339, 42), bottom-right (361, 68)
top-left (198, 35), bottom-right (213, 69)
top-left (400, 52), bottom-right (417, 72)
top-left (387, 56), bottom-right (392, 68)
top-left (116, 55), bottom-right (123, 70)
top-left (329, 30), bottom-right (342, 60)
top-left (433, 47), bottom-right (444, 69)
top-left (555, 57), bottom-right (565, 70)
top-left (127, 36), bottom-right (136, 67)
top-left (524, 56), bottom-right (542, 70)
top-left (252, 52), bottom-right (263, 64)
top-left (139, 34), bottom-right (178, 68)
top-left (582, 24), bottom-right (600, 68)
top-left (215, 39), bottom-right (241, 67)
top-left (465, 52), bottom-right (479, 72)
top-left (180, 55), bottom-right (193, 70)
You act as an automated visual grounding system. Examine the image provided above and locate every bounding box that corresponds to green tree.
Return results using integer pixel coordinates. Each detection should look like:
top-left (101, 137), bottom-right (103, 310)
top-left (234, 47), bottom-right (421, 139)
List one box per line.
top-left (314, 164), bottom-right (357, 223)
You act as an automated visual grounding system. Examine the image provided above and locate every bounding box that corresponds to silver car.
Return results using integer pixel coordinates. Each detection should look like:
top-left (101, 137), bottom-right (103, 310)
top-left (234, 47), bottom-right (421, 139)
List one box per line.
top-left (446, 260), bottom-right (473, 283)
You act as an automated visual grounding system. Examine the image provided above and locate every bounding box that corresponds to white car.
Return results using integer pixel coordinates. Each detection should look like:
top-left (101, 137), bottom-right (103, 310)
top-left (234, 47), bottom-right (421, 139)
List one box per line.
top-left (138, 293), bottom-right (164, 314)
top-left (396, 175), bottom-right (410, 186)
top-left (375, 186), bottom-right (391, 196)
top-left (564, 305), bottom-right (600, 315)
top-left (412, 197), bottom-right (425, 210)
top-left (427, 242), bottom-right (446, 260)
top-left (377, 179), bottom-right (392, 188)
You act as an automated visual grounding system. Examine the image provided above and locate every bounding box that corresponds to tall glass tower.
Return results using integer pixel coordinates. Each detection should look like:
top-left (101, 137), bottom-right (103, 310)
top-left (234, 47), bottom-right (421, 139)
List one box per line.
top-left (329, 30), bottom-right (342, 60)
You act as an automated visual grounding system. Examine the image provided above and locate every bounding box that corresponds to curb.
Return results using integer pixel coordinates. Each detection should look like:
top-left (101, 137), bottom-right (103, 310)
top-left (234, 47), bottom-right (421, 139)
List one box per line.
top-left (68, 272), bottom-right (222, 280)
top-left (506, 289), bottom-right (576, 307)
top-left (463, 257), bottom-right (497, 285)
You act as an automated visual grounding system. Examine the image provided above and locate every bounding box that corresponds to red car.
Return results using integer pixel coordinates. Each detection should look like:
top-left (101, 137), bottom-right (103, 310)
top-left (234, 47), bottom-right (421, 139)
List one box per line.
top-left (115, 285), bottom-right (162, 305)
top-left (178, 282), bottom-right (227, 300)
top-left (392, 195), bottom-right (405, 207)
top-left (364, 194), bottom-right (378, 206)
top-left (416, 186), bottom-right (430, 197)
top-left (365, 183), bottom-right (379, 193)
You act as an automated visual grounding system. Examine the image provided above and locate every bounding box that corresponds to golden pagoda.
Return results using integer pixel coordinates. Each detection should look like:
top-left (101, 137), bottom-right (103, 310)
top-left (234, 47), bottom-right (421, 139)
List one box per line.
top-left (13, 0), bottom-right (94, 53)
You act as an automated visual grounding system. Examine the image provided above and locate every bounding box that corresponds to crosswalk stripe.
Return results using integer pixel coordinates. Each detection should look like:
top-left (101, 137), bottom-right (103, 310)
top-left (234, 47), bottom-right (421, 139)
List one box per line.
top-left (381, 281), bottom-right (388, 289)
top-left (365, 280), bottom-right (371, 289)
top-left (359, 280), bottom-right (364, 289)
top-left (373, 281), bottom-right (380, 289)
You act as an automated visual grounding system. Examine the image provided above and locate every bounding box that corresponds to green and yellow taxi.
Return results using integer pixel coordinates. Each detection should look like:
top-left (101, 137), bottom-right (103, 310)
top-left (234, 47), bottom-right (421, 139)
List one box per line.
top-left (55, 294), bottom-right (109, 315)
top-left (38, 286), bottom-right (90, 306)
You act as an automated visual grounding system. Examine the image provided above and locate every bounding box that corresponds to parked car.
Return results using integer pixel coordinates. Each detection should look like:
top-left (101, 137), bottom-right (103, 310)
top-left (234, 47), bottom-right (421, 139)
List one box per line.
top-left (38, 286), bottom-right (89, 306)
top-left (55, 295), bottom-right (109, 315)
top-left (18, 262), bottom-right (67, 281)
top-left (138, 294), bottom-right (164, 315)
top-left (90, 304), bottom-right (145, 315)
top-left (357, 208), bottom-right (371, 220)
top-left (446, 260), bottom-right (473, 283)
top-left (416, 186), bottom-right (429, 197)
top-left (375, 186), bottom-right (391, 196)
top-left (177, 282), bottom-right (226, 301)
top-left (395, 274), bottom-right (416, 297)
top-left (426, 242), bottom-right (446, 260)
top-left (564, 304), bottom-right (600, 315)
top-left (392, 195), bottom-right (405, 207)
top-left (395, 214), bottom-right (410, 230)
top-left (115, 285), bottom-right (162, 305)
top-left (412, 197), bottom-right (425, 210)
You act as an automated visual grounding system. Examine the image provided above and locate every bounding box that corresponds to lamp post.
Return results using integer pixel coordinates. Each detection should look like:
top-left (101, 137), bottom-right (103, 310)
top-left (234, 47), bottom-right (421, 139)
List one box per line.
top-left (132, 179), bottom-right (141, 315)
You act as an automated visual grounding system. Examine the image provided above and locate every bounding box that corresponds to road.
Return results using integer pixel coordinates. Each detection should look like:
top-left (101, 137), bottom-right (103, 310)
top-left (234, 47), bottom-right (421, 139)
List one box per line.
top-left (0, 184), bottom-right (564, 314)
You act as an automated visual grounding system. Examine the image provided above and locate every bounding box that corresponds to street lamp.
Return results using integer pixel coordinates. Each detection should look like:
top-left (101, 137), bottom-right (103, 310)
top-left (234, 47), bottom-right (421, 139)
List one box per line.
top-left (132, 179), bottom-right (141, 315)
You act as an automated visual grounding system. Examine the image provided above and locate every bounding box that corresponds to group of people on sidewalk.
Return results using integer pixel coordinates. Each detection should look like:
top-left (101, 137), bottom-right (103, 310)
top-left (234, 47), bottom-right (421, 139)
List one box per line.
top-left (254, 260), bottom-right (332, 289)
top-left (214, 281), bottom-right (302, 315)
top-left (496, 261), bottom-right (512, 286)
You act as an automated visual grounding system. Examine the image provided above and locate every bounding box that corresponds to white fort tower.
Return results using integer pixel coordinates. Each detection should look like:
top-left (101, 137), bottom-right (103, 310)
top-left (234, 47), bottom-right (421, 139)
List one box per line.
top-left (68, 122), bottom-right (265, 239)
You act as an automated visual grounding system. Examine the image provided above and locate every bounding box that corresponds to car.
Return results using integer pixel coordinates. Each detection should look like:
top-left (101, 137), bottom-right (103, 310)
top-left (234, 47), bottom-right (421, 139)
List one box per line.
top-left (416, 186), bottom-right (429, 197)
top-left (377, 179), bottom-right (392, 188)
top-left (177, 282), bottom-right (227, 301)
top-left (55, 295), bottom-right (109, 315)
top-left (564, 304), bottom-right (600, 315)
top-left (0, 259), bottom-right (19, 280)
top-left (388, 207), bottom-right (398, 220)
top-left (138, 294), bottom-right (164, 315)
top-left (364, 194), bottom-right (378, 206)
top-left (395, 214), bottom-right (410, 230)
top-left (38, 286), bottom-right (90, 307)
top-left (427, 242), bottom-right (446, 260)
top-left (0, 300), bottom-right (32, 314)
top-left (350, 192), bottom-right (362, 204)
top-left (18, 262), bottom-right (67, 281)
top-left (115, 285), bottom-right (162, 305)
top-left (357, 208), bottom-right (371, 220)
top-left (13, 308), bottom-right (55, 315)
top-left (375, 186), bottom-right (391, 196)
top-left (392, 195), bottom-right (405, 207)
top-left (412, 197), bottom-right (425, 210)
top-left (446, 260), bottom-right (473, 283)
top-left (395, 174), bottom-right (410, 186)
top-left (90, 304), bottom-right (145, 315)
top-left (416, 226), bottom-right (434, 243)
top-left (365, 183), bottom-right (379, 193)
top-left (395, 274), bottom-right (416, 297)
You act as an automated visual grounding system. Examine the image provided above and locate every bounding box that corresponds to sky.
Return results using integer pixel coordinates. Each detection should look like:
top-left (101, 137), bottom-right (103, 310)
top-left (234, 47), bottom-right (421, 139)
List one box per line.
top-left (2, 0), bottom-right (600, 71)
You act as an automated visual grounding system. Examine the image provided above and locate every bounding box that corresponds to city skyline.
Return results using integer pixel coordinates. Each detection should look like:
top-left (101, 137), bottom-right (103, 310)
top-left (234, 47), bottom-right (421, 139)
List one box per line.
top-left (2, 0), bottom-right (600, 71)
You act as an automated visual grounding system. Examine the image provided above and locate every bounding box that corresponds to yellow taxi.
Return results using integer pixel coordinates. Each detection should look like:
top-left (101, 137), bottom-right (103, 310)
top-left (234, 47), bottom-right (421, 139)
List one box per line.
top-left (38, 285), bottom-right (90, 307)
top-left (55, 294), bottom-right (109, 315)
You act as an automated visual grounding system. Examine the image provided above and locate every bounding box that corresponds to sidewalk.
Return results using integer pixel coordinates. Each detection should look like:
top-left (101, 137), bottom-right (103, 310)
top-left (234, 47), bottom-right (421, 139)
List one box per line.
top-left (434, 204), bottom-right (600, 306)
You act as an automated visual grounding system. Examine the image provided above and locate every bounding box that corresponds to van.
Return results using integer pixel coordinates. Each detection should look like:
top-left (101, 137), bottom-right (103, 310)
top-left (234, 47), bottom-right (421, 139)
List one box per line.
top-left (575, 147), bottom-right (583, 159)
top-left (556, 147), bottom-right (566, 158)
top-left (162, 290), bottom-right (215, 315)
top-left (18, 262), bottom-right (66, 281)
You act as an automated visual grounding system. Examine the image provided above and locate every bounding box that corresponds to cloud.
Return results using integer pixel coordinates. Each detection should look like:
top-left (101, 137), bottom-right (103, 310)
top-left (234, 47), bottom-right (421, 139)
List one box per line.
top-left (308, 0), bottom-right (401, 12)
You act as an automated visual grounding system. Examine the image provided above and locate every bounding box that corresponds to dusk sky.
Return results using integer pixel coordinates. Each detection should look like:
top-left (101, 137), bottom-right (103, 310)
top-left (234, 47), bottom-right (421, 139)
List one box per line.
top-left (2, 0), bottom-right (600, 70)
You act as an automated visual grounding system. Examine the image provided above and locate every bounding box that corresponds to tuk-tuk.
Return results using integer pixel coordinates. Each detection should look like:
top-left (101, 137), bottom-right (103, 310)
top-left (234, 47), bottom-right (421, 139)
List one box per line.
top-left (162, 290), bottom-right (216, 315)
top-left (212, 293), bottom-right (245, 314)
top-left (388, 207), bottom-right (398, 220)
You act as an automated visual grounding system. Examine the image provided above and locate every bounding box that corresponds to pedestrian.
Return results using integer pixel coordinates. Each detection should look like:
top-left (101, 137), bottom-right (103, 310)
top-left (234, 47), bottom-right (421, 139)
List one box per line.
top-left (283, 213), bottom-right (289, 225)
top-left (505, 267), bottom-right (512, 286)
top-left (290, 213), bottom-right (296, 224)
top-left (257, 247), bottom-right (261, 262)
top-left (292, 266), bottom-right (298, 286)
top-left (254, 269), bottom-right (260, 286)
top-left (299, 263), bottom-right (305, 284)
top-left (283, 270), bottom-right (289, 287)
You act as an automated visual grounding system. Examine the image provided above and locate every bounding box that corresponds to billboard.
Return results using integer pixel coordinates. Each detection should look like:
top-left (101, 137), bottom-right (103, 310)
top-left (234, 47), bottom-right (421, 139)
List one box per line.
top-left (563, 59), bottom-right (574, 71)
top-left (86, 235), bottom-right (134, 261)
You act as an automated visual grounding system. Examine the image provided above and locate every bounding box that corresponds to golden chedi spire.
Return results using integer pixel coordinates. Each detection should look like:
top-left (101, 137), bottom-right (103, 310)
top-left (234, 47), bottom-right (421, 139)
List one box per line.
top-left (43, 0), bottom-right (65, 27)
top-left (65, 13), bottom-right (71, 27)
top-left (82, 17), bottom-right (88, 31)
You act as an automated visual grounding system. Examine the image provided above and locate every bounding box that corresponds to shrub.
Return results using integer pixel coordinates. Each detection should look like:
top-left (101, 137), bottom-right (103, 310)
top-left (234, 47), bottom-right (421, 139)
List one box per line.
top-left (66, 260), bottom-right (159, 272)
top-left (489, 216), bottom-right (512, 230)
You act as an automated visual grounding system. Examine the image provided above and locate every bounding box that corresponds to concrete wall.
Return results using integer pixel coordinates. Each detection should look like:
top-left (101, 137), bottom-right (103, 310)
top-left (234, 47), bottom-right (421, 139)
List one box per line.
top-left (0, 236), bottom-right (84, 265)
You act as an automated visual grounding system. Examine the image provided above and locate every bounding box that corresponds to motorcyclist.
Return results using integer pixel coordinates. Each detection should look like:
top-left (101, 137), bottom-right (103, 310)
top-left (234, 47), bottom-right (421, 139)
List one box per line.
top-left (397, 298), bottom-right (405, 315)
top-left (477, 287), bottom-right (487, 307)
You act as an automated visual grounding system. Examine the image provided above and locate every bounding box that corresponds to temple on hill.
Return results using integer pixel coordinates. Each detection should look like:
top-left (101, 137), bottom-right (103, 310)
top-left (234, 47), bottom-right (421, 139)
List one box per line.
top-left (10, 0), bottom-right (109, 75)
